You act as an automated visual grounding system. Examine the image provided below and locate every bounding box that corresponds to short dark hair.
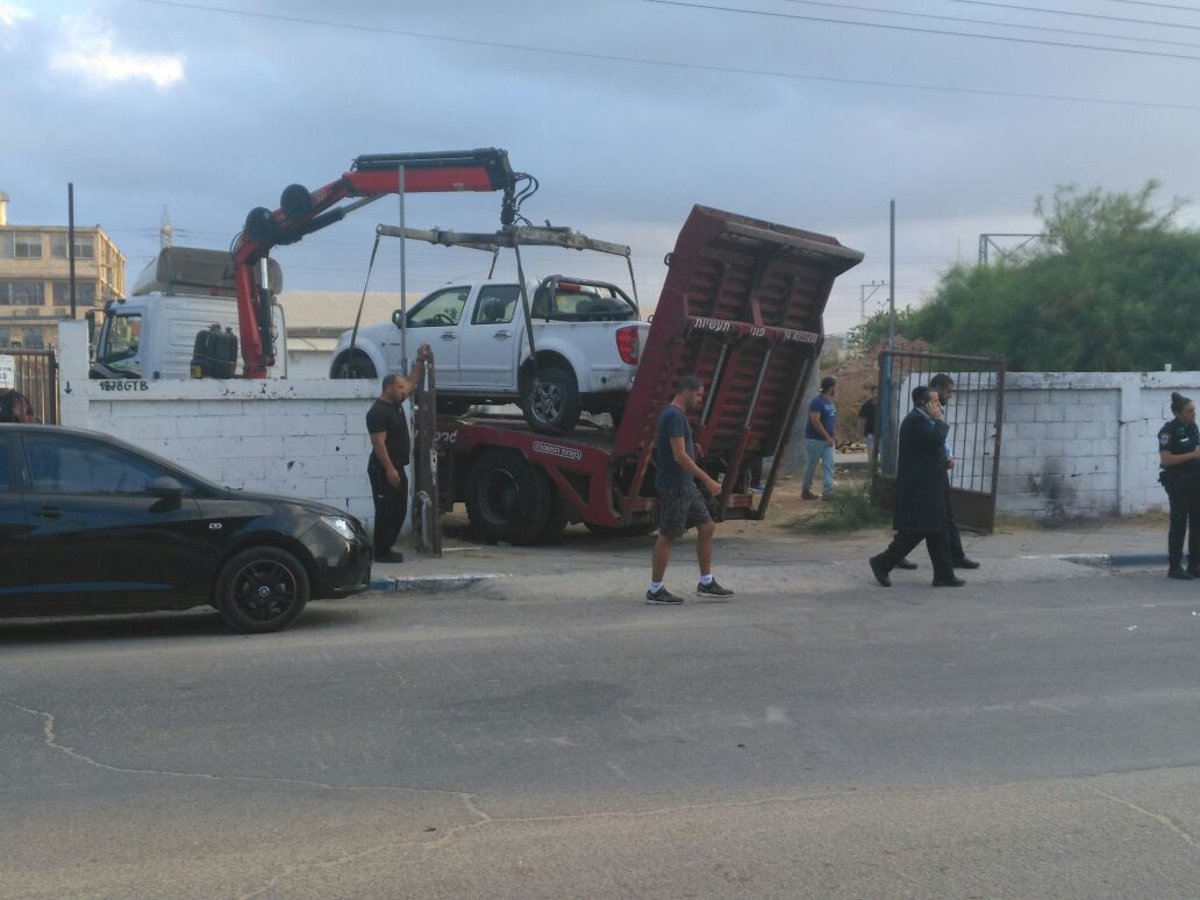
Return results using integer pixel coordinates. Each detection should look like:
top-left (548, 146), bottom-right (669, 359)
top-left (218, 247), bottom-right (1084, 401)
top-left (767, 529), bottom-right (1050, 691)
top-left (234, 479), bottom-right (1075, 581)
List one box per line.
top-left (912, 385), bottom-right (931, 407)
top-left (820, 376), bottom-right (836, 392)
top-left (929, 373), bottom-right (955, 391)
top-left (381, 373), bottom-right (400, 389)
top-left (1172, 391), bottom-right (1193, 414)
top-left (676, 375), bottom-right (702, 393)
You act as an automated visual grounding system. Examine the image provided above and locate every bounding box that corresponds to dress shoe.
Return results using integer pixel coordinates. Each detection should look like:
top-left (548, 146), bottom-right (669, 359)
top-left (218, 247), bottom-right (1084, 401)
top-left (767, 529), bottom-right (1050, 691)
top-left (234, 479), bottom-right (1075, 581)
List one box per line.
top-left (953, 557), bottom-right (981, 570)
top-left (374, 551), bottom-right (404, 564)
top-left (1187, 567), bottom-right (1200, 579)
top-left (869, 556), bottom-right (891, 587)
top-left (1168, 567), bottom-right (1195, 581)
top-left (932, 575), bottom-right (966, 587)
top-left (895, 559), bottom-right (918, 570)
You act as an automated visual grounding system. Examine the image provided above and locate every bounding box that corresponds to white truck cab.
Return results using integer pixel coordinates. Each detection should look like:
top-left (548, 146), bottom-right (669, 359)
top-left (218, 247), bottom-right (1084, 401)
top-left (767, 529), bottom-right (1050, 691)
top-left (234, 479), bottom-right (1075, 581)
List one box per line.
top-left (90, 247), bottom-right (286, 380)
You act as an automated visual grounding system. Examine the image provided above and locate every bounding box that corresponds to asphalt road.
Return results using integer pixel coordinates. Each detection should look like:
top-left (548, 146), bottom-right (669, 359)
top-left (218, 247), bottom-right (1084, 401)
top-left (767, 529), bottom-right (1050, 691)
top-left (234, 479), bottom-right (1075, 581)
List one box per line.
top-left (4, 560), bottom-right (1200, 898)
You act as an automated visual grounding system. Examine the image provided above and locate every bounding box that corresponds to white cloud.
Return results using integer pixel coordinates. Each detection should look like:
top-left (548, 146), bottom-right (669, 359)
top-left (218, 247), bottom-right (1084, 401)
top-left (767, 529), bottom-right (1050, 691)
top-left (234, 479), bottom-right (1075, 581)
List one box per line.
top-left (0, 2), bottom-right (32, 28)
top-left (49, 15), bottom-right (184, 89)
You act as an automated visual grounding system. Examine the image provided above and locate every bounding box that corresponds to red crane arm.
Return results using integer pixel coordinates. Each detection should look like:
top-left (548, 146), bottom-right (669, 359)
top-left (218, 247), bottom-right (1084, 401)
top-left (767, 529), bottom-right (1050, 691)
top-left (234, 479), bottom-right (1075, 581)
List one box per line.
top-left (231, 148), bottom-right (525, 377)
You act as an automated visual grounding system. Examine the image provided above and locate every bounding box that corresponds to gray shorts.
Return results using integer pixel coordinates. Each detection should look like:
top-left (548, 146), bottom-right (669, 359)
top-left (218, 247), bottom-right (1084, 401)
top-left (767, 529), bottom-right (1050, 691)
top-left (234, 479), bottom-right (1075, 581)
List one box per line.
top-left (657, 484), bottom-right (712, 541)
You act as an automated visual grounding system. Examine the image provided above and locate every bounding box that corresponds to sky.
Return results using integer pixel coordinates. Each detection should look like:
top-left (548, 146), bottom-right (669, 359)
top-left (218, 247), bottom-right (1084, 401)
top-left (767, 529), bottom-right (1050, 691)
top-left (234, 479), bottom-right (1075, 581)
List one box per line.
top-left (3, 0), bottom-right (1200, 335)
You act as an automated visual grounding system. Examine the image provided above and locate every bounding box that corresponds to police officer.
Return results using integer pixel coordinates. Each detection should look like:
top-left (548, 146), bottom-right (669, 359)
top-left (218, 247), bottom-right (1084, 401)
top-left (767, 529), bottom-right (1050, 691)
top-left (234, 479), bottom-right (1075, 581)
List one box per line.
top-left (1158, 391), bottom-right (1200, 580)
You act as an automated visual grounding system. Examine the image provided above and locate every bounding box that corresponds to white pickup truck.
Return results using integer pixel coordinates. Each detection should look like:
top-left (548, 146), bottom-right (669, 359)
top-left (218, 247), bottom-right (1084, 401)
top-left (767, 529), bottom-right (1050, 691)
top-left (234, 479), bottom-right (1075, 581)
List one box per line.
top-left (330, 275), bottom-right (649, 434)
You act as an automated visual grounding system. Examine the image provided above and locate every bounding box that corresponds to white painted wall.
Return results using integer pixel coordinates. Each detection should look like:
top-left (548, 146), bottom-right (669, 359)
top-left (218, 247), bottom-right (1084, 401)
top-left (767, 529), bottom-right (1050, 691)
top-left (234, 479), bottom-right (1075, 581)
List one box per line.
top-left (57, 320), bottom-right (1197, 522)
top-left (57, 321), bottom-right (391, 531)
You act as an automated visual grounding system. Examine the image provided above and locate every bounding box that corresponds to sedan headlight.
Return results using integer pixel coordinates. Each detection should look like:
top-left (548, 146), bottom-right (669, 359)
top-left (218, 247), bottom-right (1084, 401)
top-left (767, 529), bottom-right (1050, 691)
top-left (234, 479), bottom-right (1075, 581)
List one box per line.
top-left (319, 515), bottom-right (358, 542)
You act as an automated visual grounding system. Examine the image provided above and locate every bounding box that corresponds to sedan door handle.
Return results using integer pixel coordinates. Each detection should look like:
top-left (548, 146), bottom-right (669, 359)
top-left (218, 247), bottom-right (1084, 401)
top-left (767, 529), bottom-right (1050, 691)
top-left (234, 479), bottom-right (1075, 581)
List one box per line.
top-left (493, 331), bottom-right (512, 339)
top-left (440, 332), bottom-right (458, 341)
top-left (37, 506), bottom-right (63, 520)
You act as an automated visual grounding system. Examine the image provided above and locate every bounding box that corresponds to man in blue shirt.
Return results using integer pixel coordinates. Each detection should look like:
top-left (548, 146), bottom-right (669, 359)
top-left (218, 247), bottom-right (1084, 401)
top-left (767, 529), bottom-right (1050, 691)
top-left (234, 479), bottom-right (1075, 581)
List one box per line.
top-left (646, 375), bottom-right (735, 605)
top-left (802, 376), bottom-right (837, 500)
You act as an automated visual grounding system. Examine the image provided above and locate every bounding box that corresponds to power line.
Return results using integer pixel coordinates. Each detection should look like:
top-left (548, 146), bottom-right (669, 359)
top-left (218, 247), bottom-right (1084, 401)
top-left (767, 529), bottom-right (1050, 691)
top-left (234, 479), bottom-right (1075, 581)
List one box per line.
top-left (645, 0), bottom-right (1200, 61)
top-left (1105, 0), bottom-right (1200, 12)
top-left (127, 0), bottom-right (1200, 111)
top-left (774, 0), bottom-right (1200, 50)
top-left (948, 0), bottom-right (1200, 33)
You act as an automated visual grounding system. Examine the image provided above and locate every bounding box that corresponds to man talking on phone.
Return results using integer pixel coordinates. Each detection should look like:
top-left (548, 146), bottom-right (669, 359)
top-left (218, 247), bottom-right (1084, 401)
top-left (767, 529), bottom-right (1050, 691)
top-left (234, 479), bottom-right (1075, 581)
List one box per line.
top-left (868, 386), bottom-right (964, 588)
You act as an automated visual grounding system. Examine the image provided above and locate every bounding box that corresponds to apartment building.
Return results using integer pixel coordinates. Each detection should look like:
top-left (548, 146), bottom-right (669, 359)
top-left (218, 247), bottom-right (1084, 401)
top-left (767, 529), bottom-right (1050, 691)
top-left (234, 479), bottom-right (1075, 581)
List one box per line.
top-left (0, 191), bottom-right (125, 350)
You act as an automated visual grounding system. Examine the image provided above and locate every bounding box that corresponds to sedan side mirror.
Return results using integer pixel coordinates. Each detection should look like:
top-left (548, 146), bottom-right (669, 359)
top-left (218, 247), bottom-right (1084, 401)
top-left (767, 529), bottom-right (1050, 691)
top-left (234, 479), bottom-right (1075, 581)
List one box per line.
top-left (149, 476), bottom-right (184, 500)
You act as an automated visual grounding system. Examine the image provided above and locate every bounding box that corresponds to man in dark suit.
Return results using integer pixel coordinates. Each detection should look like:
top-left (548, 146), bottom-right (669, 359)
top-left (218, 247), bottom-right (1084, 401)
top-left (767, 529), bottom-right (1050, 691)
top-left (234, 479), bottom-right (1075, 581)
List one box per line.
top-left (869, 385), bottom-right (964, 588)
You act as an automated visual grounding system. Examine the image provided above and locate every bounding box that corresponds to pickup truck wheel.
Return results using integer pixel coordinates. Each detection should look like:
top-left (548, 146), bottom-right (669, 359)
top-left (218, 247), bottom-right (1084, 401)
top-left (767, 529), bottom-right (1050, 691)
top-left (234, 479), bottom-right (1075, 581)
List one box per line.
top-left (522, 367), bottom-right (581, 435)
top-left (332, 352), bottom-right (377, 379)
top-left (214, 546), bottom-right (310, 634)
top-left (465, 450), bottom-right (552, 544)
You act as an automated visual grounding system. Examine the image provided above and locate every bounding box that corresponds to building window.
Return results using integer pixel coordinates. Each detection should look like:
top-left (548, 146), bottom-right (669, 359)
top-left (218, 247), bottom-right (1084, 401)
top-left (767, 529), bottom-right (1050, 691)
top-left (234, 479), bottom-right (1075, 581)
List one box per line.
top-left (52, 281), bottom-right (96, 304)
top-left (24, 328), bottom-right (45, 350)
top-left (0, 281), bottom-right (45, 305)
top-left (14, 235), bottom-right (43, 259)
top-left (0, 329), bottom-right (9, 347)
top-left (50, 234), bottom-right (96, 259)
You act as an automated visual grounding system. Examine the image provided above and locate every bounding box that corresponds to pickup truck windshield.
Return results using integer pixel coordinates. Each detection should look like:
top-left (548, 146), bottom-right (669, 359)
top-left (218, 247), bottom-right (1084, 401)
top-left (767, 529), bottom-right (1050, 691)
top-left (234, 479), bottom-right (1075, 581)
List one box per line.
top-left (95, 313), bottom-right (142, 364)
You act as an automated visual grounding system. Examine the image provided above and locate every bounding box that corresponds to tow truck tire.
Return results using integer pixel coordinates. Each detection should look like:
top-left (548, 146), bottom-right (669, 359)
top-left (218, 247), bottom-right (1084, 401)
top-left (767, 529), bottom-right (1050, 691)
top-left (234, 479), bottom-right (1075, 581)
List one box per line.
top-left (465, 449), bottom-right (552, 545)
top-left (214, 546), bottom-right (310, 634)
top-left (331, 352), bottom-right (378, 379)
top-left (522, 367), bottom-right (581, 435)
top-left (537, 474), bottom-right (571, 544)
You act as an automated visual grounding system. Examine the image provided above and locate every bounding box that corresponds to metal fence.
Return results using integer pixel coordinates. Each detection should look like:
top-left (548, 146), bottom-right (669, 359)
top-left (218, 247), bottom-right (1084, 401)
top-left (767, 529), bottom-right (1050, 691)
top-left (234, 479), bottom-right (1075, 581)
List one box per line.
top-left (876, 350), bottom-right (1005, 533)
top-left (1, 349), bottom-right (59, 424)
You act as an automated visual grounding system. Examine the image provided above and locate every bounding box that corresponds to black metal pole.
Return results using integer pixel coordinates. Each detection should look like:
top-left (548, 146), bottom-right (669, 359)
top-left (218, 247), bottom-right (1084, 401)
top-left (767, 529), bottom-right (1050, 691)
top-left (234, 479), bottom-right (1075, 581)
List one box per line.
top-left (67, 183), bottom-right (77, 319)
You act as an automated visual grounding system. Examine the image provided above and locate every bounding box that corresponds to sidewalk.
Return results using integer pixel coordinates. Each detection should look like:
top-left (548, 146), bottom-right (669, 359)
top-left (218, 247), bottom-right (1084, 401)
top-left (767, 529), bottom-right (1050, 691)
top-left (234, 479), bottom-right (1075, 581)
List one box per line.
top-left (368, 515), bottom-right (1172, 593)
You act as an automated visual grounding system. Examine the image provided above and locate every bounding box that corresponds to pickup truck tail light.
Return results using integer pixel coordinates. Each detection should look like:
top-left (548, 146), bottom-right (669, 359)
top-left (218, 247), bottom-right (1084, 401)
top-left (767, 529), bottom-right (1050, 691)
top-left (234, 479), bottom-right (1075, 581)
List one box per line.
top-left (615, 326), bottom-right (639, 365)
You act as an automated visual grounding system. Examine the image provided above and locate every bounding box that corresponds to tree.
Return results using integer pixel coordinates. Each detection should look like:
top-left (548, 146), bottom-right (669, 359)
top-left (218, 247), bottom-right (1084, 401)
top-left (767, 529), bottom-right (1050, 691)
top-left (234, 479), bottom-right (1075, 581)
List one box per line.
top-left (886, 182), bottom-right (1200, 371)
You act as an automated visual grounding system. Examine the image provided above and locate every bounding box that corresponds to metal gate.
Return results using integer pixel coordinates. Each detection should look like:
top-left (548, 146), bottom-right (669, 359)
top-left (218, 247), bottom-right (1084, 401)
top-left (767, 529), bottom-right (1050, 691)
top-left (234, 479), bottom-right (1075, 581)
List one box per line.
top-left (1, 349), bottom-right (59, 424)
top-left (876, 350), bottom-right (1005, 533)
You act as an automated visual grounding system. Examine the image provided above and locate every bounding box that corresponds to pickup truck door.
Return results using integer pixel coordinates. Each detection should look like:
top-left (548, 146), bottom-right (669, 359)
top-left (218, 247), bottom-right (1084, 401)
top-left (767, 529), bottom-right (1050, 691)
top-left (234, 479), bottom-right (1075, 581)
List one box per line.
top-left (388, 286), bottom-right (471, 388)
top-left (456, 285), bottom-right (522, 390)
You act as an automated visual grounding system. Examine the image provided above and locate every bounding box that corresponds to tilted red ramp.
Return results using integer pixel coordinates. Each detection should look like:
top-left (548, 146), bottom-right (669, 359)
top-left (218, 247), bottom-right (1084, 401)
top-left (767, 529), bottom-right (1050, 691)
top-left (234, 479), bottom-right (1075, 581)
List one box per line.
top-left (614, 205), bottom-right (864, 521)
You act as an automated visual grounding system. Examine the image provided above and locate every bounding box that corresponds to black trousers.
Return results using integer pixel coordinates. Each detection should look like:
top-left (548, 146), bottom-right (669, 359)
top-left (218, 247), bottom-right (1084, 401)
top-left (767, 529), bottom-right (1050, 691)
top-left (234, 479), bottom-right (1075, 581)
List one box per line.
top-left (876, 529), bottom-right (955, 581)
top-left (944, 479), bottom-right (965, 563)
top-left (368, 462), bottom-right (409, 557)
top-left (1164, 478), bottom-right (1200, 570)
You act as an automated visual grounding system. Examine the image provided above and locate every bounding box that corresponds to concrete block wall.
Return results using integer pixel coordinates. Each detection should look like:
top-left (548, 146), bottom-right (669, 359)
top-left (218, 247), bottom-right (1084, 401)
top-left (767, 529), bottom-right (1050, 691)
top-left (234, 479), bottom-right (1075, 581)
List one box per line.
top-left (57, 322), bottom-right (387, 530)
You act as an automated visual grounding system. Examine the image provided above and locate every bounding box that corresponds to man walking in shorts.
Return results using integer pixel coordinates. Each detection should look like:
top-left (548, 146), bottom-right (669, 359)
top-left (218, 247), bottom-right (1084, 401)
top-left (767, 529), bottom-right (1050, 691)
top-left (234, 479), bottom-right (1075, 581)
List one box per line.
top-left (646, 375), bottom-right (735, 604)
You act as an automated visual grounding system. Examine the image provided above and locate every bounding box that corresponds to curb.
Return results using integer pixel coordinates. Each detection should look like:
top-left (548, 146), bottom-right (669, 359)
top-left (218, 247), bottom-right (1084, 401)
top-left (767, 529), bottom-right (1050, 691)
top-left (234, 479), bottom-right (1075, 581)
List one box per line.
top-left (1051, 552), bottom-right (1166, 568)
top-left (369, 573), bottom-right (506, 593)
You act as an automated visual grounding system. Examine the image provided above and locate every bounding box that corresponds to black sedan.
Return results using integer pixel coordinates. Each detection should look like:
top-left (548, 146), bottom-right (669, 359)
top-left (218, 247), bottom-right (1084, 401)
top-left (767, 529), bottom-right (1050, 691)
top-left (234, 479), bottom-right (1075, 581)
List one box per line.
top-left (0, 424), bottom-right (372, 633)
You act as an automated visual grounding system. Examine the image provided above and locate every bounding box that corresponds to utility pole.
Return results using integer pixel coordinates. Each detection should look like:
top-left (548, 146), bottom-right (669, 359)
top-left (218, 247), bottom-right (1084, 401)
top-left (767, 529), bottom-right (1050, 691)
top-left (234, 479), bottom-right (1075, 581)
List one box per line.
top-left (887, 199), bottom-right (896, 350)
top-left (859, 280), bottom-right (885, 323)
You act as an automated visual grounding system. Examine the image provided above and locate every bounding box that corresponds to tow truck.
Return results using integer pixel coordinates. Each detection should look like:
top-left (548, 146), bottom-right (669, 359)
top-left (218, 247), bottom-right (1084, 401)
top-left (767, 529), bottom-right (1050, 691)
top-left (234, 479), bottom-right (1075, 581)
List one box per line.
top-left (418, 205), bottom-right (865, 543)
top-left (227, 153), bottom-right (862, 542)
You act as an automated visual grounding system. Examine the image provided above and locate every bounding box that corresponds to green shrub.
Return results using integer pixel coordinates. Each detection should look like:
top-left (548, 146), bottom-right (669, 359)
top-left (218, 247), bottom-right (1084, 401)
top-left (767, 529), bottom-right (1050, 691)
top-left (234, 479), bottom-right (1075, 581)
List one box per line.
top-left (784, 486), bottom-right (890, 534)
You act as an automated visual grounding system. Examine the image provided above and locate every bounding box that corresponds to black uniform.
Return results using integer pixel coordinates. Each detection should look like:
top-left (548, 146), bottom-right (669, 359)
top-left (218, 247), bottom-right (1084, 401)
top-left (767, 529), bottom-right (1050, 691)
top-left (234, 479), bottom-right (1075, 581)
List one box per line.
top-left (367, 399), bottom-right (411, 559)
top-left (1158, 417), bottom-right (1200, 572)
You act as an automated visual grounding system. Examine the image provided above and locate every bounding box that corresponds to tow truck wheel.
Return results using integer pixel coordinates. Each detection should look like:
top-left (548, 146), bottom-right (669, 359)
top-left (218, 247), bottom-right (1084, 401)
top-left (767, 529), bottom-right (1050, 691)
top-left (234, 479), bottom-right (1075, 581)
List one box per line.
top-left (465, 449), bottom-right (552, 545)
top-left (331, 352), bottom-right (377, 379)
top-left (522, 367), bottom-right (581, 435)
top-left (214, 546), bottom-right (310, 634)
top-left (537, 473), bottom-right (571, 544)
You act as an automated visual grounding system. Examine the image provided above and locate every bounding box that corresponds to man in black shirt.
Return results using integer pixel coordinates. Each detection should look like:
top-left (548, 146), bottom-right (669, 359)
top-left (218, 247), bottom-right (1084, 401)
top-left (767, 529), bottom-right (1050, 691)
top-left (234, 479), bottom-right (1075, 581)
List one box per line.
top-left (367, 344), bottom-right (431, 563)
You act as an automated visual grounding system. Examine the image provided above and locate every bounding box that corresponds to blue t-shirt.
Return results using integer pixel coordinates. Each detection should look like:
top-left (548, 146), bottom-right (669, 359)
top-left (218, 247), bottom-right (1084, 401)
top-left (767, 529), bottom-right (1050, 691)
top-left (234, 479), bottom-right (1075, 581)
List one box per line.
top-left (804, 393), bottom-right (836, 441)
top-left (655, 403), bottom-right (694, 491)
